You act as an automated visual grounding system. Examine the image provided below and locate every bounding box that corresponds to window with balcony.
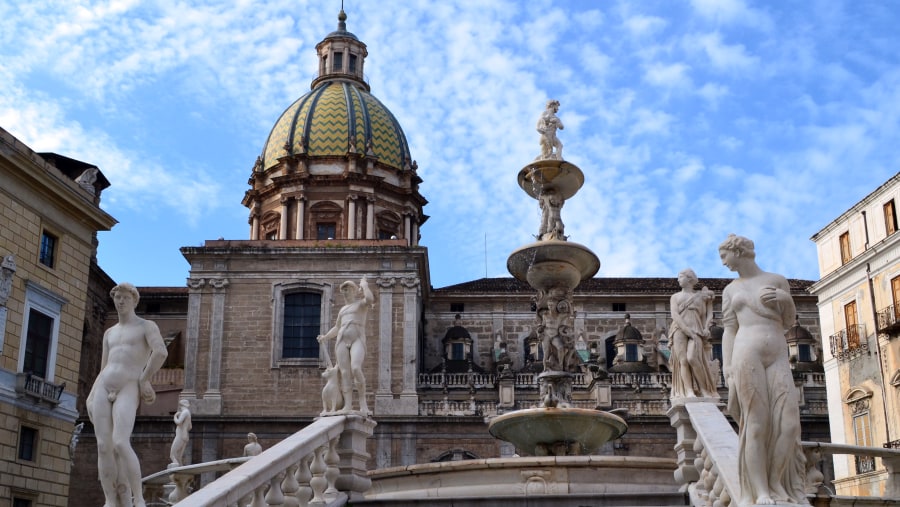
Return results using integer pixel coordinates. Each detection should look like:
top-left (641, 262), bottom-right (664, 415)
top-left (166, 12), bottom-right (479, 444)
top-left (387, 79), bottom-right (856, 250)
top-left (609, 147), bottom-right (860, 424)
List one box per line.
top-left (839, 232), bottom-right (852, 265)
top-left (885, 199), bottom-right (897, 236)
top-left (877, 275), bottom-right (900, 335)
top-left (17, 282), bottom-right (64, 381)
top-left (846, 388), bottom-right (876, 474)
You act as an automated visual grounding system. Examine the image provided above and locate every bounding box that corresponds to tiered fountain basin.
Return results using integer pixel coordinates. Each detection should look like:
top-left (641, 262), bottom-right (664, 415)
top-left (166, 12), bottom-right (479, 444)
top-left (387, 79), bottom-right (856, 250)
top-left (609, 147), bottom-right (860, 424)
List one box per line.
top-left (488, 407), bottom-right (627, 456)
top-left (507, 240), bottom-right (600, 290)
top-left (518, 159), bottom-right (584, 199)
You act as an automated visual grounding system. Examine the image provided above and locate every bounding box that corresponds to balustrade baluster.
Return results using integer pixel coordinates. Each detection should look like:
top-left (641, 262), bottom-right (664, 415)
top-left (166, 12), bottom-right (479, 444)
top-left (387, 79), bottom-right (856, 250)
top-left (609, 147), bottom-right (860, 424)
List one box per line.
top-left (308, 445), bottom-right (327, 505)
top-left (281, 464), bottom-right (299, 507)
top-left (295, 455), bottom-right (312, 507)
top-left (264, 472), bottom-right (285, 505)
top-left (250, 484), bottom-right (266, 507)
top-left (323, 438), bottom-right (340, 501)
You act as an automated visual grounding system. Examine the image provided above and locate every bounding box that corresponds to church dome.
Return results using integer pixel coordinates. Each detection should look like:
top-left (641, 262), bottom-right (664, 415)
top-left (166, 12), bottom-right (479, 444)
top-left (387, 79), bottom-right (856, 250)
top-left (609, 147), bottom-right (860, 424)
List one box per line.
top-left (260, 80), bottom-right (411, 172)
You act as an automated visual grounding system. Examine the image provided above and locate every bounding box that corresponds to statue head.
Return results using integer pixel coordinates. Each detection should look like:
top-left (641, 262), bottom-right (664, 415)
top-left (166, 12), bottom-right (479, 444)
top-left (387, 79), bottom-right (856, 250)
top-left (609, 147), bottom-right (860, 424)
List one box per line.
top-left (110, 282), bottom-right (140, 306)
top-left (677, 268), bottom-right (699, 286)
top-left (718, 234), bottom-right (755, 260)
top-left (546, 99), bottom-right (560, 112)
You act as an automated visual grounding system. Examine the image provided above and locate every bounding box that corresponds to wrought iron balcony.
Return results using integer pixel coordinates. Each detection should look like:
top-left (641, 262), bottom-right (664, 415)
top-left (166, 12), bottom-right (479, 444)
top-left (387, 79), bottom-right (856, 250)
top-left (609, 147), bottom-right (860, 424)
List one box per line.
top-left (15, 372), bottom-right (65, 406)
top-left (855, 454), bottom-right (876, 474)
top-left (876, 304), bottom-right (900, 337)
top-left (829, 324), bottom-right (867, 361)
top-left (885, 438), bottom-right (900, 449)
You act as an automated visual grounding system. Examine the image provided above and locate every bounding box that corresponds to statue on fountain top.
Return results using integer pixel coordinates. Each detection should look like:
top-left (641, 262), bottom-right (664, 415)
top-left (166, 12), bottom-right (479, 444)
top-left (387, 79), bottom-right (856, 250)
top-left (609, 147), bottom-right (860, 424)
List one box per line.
top-left (536, 99), bottom-right (564, 161)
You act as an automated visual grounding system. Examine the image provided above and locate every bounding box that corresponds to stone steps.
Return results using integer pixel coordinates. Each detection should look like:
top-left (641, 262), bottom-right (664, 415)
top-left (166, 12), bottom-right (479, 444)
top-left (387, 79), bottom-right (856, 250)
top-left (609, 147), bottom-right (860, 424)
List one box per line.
top-left (354, 491), bottom-right (689, 507)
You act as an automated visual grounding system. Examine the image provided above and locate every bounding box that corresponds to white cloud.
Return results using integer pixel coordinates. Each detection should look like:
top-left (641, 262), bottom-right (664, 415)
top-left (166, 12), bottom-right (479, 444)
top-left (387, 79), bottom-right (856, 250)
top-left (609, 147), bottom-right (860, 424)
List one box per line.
top-left (644, 62), bottom-right (692, 89)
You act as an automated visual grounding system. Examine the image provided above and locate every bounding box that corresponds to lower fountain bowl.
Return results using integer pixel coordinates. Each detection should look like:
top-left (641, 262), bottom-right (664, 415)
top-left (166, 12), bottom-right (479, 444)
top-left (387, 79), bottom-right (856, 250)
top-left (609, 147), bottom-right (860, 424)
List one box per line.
top-left (488, 407), bottom-right (627, 456)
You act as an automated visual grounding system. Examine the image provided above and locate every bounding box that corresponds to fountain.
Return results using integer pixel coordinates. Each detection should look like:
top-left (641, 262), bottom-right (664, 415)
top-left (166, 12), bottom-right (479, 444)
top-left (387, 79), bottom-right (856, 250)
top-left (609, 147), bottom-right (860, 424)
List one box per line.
top-left (488, 99), bottom-right (627, 456)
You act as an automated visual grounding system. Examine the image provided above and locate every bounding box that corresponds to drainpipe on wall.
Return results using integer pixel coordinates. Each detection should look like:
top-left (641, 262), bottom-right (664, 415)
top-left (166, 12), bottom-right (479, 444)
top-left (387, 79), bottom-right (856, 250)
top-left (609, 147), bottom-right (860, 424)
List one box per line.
top-left (867, 261), bottom-right (893, 447)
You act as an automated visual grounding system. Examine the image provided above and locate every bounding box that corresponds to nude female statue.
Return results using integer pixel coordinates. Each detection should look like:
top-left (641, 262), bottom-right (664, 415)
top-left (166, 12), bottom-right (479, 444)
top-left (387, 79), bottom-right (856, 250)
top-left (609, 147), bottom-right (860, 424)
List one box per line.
top-left (169, 399), bottom-right (192, 466)
top-left (87, 283), bottom-right (168, 507)
top-left (719, 235), bottom-right (807, 506)
top-left (669, 268), bottom-right (718, 399)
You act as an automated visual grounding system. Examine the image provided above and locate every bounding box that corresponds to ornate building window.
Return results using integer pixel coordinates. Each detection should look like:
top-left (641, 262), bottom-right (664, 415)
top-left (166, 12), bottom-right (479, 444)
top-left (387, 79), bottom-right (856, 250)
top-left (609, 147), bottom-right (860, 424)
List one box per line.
top-left (17, 281), bottom-right (65, 381)
top-left (376, 210), bottom-right (401, 240)
top-left (316, 223), bottom-right (336, 240)
top-left (272, 281), bottom-right (332, 366)
top-left (310, 202), bottom-right (342, 240)
top-left (845, 387), bottom-right (876, 474)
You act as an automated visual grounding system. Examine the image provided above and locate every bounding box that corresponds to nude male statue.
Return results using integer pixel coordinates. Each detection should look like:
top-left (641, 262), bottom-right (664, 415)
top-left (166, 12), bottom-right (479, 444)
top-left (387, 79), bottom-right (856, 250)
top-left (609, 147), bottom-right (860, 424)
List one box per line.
top-left (87, 282), bottom-right (168, 507)
top-left (318, 276), bottom-right (374, 416)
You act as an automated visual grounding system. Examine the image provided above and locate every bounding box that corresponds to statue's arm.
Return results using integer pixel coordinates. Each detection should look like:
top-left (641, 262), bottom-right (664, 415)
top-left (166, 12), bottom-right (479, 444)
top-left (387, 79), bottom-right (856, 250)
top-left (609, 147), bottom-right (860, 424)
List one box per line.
top-left (721, 288), bottom-right (736, 379)
top-left (669, 293), bottom-right (693, 337)
top-left (141, 320), bottom-right (168, 384)
top-left (360, 276), bottom-right (374, 306)
top-left (776, 276), bottom-right (796, 330)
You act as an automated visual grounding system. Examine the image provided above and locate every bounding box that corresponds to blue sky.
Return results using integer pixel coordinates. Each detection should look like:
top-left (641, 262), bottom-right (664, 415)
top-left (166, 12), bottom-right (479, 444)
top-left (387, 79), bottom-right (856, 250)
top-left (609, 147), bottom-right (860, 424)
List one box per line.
top-left (2, 0), bottom-right (898, 289)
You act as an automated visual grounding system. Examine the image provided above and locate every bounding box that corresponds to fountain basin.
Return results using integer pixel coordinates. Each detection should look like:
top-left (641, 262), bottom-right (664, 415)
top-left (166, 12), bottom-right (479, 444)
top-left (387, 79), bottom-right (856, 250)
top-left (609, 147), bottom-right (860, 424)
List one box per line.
top-left (507, 241), bottom-right (600, 289)
top-left (488, 407), bottom-right (627, 456)
top-left (518, 160), bottom-right (584, 200)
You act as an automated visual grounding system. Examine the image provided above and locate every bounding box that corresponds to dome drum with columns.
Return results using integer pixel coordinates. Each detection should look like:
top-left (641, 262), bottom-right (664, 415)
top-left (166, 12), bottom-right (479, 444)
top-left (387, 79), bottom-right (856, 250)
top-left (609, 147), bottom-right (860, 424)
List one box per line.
top-left (242, 10), bottom-right (427, 243)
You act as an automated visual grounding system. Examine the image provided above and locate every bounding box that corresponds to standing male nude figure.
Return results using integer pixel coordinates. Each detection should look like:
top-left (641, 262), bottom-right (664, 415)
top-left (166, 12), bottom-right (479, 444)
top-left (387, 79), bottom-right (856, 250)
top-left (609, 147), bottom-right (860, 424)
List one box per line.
top-left (87, 283), bottom-right (168, 507)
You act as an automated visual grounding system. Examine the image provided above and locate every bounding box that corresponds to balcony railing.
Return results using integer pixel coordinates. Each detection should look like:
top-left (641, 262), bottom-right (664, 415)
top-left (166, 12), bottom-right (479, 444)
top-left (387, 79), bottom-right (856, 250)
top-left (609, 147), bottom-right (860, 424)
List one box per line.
top-left (856, 454), bottom-right (877, 474)
top-left (877, 304), bottom-right (900, 336)
top-left (830, 324), bottom-right (868, 361)
top-left (15, 372), bottom-right (65, 406)
top-left (885, 439), bottom-right (900, 449)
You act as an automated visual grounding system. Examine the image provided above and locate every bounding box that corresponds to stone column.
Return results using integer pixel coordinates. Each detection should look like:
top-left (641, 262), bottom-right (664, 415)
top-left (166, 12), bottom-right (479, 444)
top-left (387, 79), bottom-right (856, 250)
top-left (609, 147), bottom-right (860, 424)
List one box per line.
top-left (399, 276), bottom-right (420, 412)
top-left (336, 415), bottom-right (377, 500)
top-left (411, 220), bottom-right (418, 246)
top-left (374, 277), bottom-right (395, 414)
top-left (296, 194), bottom-right (306, 239)
top-left (250, 203), bottom-right (260, 240)
top-left (279, 197), bottom-right (290, 239)
top-left (366, 197), bottom-right (375, 239)
top-left (200, 278), bottom-right (228, 415)
top-left (182, 278), bottom-right (205, 398)
top-left (347, 195), bottom-right (357, 239)
top-left (403, 212), bottom-right (412, 246)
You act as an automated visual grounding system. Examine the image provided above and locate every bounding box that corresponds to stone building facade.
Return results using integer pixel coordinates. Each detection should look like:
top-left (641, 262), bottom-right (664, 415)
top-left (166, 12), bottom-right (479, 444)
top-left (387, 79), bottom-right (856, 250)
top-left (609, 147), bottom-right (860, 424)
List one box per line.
top-left (0, 126), bottom-right (116, 507)
top-left (809, 171), bottom-right (900, 496)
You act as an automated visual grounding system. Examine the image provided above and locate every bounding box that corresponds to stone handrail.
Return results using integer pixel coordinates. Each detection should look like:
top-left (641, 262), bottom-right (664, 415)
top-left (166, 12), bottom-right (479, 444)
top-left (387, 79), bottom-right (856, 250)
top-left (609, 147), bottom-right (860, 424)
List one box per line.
top-left (168, 414), bottom-right (375, 506)
top-left (669, 400), bottom-right (900, 507)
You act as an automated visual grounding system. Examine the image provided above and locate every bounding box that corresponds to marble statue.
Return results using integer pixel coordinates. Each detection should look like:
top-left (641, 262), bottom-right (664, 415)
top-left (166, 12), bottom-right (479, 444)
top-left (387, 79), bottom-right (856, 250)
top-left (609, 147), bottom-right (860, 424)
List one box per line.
top-left (75, 167), bottom-right (99, 195)
top-left (169, 399), bottom-right (192, 467)
top-left (536, 99), bottom-right (564, 160)
top-left (87, 282), bottom-right (168, 507)
top-left (318, 276), bottom-right (374, 416)
top-left (668, 268), bottom-right (718, 399)
top-left (538, 188), bottom-right (566, 240)
top-left (320, 347), bottom-right (343, 416)
top-left (243, 433), bottom-right (263, 457)
top-left (719, 234), bottom-right (808, 506)
top-left (534, 286), bottom-right (577, 373)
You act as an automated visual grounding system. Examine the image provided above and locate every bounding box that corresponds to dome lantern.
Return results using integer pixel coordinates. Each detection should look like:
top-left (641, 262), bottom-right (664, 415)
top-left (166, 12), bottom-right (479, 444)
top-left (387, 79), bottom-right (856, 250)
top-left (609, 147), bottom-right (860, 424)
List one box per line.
top-left (311, 9), bottom-right (369, 91)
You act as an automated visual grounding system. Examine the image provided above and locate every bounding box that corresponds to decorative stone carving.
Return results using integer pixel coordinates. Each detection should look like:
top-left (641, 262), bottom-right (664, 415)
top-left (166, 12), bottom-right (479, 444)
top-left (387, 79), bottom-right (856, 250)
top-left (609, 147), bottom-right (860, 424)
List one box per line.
top-left (169, 399), bottom-right (192, 467)
top-left (669, 268), bottom-right (718, 399)
top-left (317, 276), bottom-right (374, 416)
top-left (75, 167), bottom-right (98, 195)
top-left (375, 277), bottom-right (397, 289)
top-left (538, 188), bottom-right (565, 240)
top-left (0, 254), bottom-right (15, 306)
top-left (719, 235), bottom-right (808, 506)
top-left (535, 99), bottom-right (564, 161)
top-left (87, 283), bottom-right (168, 507)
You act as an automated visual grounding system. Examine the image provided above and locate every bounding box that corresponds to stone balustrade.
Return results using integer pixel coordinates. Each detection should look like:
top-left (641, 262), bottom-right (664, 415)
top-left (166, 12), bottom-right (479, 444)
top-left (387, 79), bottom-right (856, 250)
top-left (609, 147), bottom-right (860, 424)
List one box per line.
top-left (160, 414), bottom-right (375, 506)
top-left (668, 400), bottom-right (900, 507)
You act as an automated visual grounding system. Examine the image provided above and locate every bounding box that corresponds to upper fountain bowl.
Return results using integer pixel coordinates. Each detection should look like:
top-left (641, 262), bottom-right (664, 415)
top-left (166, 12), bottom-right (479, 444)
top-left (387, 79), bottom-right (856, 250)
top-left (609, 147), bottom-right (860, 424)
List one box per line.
top-left (518, 160), bottom-right (584, 200)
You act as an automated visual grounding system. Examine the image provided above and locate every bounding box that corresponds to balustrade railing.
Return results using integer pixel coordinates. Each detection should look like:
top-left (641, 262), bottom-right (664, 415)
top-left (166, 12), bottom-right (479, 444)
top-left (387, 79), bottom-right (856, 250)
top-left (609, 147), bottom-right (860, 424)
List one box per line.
top-left (164, 415), bottom-right (375, 506)
top-left (419, 370), bottom-right (676, 389)
top-left (670, 401), bottom-right (900, 506)
top-left (830, 324), bottom-right (868, 361)
top-left (14, 372), bottom-right (65, 405)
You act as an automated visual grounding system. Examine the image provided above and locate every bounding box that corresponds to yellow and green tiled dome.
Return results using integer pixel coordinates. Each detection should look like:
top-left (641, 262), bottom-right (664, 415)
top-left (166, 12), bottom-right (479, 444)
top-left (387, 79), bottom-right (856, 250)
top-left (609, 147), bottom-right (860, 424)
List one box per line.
top-left (261, 81), bottom-right (411, 171)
